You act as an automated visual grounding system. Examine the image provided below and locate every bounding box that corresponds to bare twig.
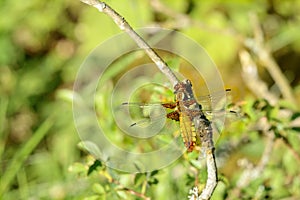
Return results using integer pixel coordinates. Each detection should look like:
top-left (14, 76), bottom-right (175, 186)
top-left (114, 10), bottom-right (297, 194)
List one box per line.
top-left (226, 118), bottom-right (275, 199)
top-left (102, 171), bottom-right (151, 200)
top-left (239, 49), bottom-right (278, 105)
top-left (120, 187), bottom-right (151, 200)
top-left (150, 0), bottom-right (242, 40)
top-left (236, 128), bottom-right (275, 188)
top-left (279, 133), bottom-right (300, 162)
top-left (244, 13), bottom-right (296, 106)
top-left (188, 150), bottom-right (217, 200)
top-left (239, 35), bottom-right (300, 164)
top-left (80, 0), bottom-right (179, 86)
top-left (238, 44), bottom-right (299, 198)
top-left (237, 46), bottom-right (279, 198)
top-left (199, 148), bottom-right (217, 200)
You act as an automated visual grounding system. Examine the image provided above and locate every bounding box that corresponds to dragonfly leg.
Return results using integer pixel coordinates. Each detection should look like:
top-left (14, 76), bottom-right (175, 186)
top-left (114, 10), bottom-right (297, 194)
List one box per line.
top-left (166, 110), bottom-right (180, 121)
top-left (162, 102), bottom-right (177, 109)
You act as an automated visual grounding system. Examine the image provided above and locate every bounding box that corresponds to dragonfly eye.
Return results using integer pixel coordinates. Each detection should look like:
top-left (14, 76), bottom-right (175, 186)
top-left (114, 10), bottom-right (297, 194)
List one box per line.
top-left (184, 79), bottom-right (192, 86)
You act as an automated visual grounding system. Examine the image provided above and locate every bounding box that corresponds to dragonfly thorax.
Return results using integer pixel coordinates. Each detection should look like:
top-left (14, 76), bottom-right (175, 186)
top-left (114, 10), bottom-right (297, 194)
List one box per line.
top-left (174, 79), bottom-right (202, 112)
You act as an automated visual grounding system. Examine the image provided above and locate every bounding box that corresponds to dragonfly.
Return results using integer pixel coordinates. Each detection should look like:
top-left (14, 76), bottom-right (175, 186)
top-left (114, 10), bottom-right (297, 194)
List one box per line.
top-left (119, 79), bottom-right (238, 152)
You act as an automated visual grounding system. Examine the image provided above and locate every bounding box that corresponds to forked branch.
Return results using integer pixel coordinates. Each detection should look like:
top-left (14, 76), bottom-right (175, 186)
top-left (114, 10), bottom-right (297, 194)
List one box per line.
top-left (244, 13), bottom-right (296, 105)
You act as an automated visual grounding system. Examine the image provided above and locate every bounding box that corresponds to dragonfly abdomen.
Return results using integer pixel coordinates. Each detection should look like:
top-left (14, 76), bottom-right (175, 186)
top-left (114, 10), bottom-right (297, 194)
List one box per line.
top-left (179, 115), bottom-right (197, 152)
top-left (194, 116), bottom-right (214, 150)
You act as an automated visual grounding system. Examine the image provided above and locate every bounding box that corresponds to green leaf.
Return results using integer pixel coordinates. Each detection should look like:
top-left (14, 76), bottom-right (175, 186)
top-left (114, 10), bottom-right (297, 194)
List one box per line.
top-left (150, 170), bottom-right (159, 177)
top-left (134, 173), bottom-right (146, 187)
top-left (68, 162), bottom-right (87, 175)
top-left (291, 112), bottom-right (300, 121)
top-left (88, 160), bottom-right (103, 175)
top-left (93, 183), bottom-right (106, 195)
top-left (148, 177), bottom-right (159, 185)
top-left (291, 127), bottom-right (300, 132)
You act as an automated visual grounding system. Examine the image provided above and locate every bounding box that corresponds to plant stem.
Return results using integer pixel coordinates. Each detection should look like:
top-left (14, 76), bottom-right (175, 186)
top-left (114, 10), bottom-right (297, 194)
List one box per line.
top-left (199, 149), bottom-right (217, 200)
top-left (245, 13), bottom-right (296, 106)
top-left (0, 118), bottom-right (53, 197)
top-left (80, 0), bottom-right (179, 86)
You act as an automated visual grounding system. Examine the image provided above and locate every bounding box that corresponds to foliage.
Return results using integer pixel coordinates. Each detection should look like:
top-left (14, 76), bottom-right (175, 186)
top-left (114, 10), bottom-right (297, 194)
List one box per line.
top-left (0, 0), bottom-right (300, 199)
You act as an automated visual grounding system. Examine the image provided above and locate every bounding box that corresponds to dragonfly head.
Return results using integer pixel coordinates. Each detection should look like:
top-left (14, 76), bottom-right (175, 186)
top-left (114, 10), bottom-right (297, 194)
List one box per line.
top-left (174, 79), bottom-right (195, 101)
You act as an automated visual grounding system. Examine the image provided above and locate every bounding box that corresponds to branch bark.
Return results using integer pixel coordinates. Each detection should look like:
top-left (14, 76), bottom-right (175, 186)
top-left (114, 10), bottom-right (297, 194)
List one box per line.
top-left (80, 0), bottom-right (179, 86)
top-left (244, 13), bottom-right (296, 106)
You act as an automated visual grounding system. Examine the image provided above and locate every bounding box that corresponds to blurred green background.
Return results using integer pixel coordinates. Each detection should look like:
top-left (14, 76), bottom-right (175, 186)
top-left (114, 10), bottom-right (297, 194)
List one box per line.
top-left (1, 0), bottom-right (300, 199)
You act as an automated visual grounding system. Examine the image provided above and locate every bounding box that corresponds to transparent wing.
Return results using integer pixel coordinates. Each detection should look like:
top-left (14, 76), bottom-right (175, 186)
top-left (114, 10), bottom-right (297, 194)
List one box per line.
top-left (119, 89), bottom-right (233, 111)
top-left (118, 103), bottom-right (239, 126)
top-left (117, 103), bottom-right (172, 126)
top-left (196, 89), bottom-right (232, 111)
top-left (115, 103), bottom-right (178, 137)
top-left (116, 89), bottom-right (239, 135)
